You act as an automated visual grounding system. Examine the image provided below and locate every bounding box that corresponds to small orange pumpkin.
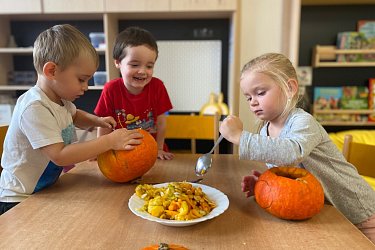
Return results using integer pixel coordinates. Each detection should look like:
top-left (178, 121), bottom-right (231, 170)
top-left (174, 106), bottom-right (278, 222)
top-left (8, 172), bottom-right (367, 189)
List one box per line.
top-left (97, 129), bottom-right (157, 183)
top-left (142, 243), bottom-right (188, 250)
top-left (254, 166), bottom-right (324, 220)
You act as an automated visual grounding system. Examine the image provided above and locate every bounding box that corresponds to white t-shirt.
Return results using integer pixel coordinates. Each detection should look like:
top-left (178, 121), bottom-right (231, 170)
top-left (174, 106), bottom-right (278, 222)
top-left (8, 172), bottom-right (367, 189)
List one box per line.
top-left (0, 86), bottom-right (77, 202)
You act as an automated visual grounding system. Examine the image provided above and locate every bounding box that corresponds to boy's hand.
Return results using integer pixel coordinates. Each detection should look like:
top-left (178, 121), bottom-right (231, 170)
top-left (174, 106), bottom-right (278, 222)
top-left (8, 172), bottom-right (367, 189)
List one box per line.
top-left (108, 128), bottom-right (143, 150)
top-left (241, 170), bottom-right (262, 198)
top-left (158, 150), bottom-right (174, 160)
top-left (97, 116), bottom-right (117, 130)
top-left (219, 115), bottom-right (243, 145)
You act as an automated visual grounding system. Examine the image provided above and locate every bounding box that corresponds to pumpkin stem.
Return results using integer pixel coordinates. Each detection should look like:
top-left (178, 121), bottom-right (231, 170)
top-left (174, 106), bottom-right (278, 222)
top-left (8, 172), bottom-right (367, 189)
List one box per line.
top-left (296, 178), bottom-right (308, 184)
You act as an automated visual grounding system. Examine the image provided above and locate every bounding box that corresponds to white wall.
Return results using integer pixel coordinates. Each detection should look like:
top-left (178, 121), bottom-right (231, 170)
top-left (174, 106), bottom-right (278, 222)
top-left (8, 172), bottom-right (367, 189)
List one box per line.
top-left (238, 0), bottom-right (300, 132)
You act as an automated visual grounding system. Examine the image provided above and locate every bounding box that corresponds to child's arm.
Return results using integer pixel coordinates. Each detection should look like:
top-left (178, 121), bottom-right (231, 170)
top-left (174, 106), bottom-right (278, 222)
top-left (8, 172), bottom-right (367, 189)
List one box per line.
top-left (39, 128), bottom-right (142, 166)
top-left (156, 114), bottom-right (174, 160)
top-left (219, 115), bottom-right (243, 145)
top-left (73, 109), bottom-right (115, 130)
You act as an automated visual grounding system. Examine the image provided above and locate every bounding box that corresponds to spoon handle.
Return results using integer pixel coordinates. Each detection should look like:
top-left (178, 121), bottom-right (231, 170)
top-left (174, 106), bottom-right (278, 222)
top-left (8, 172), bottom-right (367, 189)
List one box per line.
top-left (78, 128), bottom-right (90, 142)
top-left (208, 134), bottom-right (224, 154)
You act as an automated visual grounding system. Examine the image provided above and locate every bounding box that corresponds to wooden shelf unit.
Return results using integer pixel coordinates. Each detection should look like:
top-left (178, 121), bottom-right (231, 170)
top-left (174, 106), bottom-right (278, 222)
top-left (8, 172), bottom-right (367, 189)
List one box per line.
top-left (0, 47), bottom-right (105, 54)
top-left (314, 109), bottom-right (375, 115)
top-left (0, 46), bottom-right (106, 87)
top-left (0, 0), bottom-right (238, 92)
top-left (312, 45), bottom-right (375, 68)
top-left (302, 0), bottom-right (375, 5)
top-left (313, 108), bottom-right (375, 126)
top-left (311, 44), bottom-right (375, 126)
top-left (0, 85), bottom-right (104, 91)
top-left (318, 121), bottom-right (375, 126)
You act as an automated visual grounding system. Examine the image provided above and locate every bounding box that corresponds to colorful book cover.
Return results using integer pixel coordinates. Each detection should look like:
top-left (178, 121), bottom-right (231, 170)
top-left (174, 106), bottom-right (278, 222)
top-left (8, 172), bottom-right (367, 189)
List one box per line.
top-left (358, 20), bottom-right (375, 38)
top-left (368, 78), bottom-right (375, 121)
top-left (313, 87), bottom-right (342, 122)
top-left (313, 86), bottom-right (369, 123)
top-left (357, 20), bottom-right (375, 61)
top-left (313, 87), bottom-right (342, 110)
top-left (341, 86), bottom-right (369, 109)
top-left (336, 32), bottom-right (368, 62)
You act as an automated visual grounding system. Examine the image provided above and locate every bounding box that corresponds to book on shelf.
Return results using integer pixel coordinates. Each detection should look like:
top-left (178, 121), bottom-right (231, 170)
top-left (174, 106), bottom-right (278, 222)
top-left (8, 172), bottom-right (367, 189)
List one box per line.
top-left (358, 20), bottom-right (375, 38)
top-left (341, 86), bottom-right (368, 110)
top-left (357, 20), bottom-right (375, 62)
top-left (313, 87), bottom-right (342, 110)
top-left (314, 113), bottom-right (368, 123)
top-left (368, 78), bottom-right (375, 122)
top-left (336, 31), bottom-right (369, 62)
top-left (313, 87), bottom-right (344, 122)
top-left (313, 86), bottom-right (369, 123)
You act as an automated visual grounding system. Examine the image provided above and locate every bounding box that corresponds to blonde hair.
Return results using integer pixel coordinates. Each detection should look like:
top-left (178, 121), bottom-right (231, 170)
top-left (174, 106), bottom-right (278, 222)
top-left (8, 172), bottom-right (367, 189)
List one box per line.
top-left (33, 24), bottom-right (99, 74)
top-left (241, 53), bottom-right (300, 124)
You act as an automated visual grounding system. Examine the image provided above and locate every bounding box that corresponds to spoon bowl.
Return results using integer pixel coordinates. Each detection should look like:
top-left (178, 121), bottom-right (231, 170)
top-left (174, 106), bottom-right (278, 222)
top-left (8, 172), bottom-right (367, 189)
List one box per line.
top-left (195, 135), bottom-right (224, 176)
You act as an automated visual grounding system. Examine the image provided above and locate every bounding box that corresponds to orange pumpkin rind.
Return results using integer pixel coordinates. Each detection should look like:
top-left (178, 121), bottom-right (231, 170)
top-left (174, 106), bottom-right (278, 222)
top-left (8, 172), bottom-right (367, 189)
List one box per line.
top-left (97, 129), bottom-right (158, 183)
top-left (254, 166), bottom-right (324, 220)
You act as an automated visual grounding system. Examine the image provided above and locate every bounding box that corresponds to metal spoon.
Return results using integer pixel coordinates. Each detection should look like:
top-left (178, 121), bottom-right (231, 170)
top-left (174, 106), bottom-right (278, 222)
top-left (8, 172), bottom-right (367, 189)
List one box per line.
top-left (195, 134), bottom-right (224, 176)
top-left (130, 178), bottom-right (203, 185)
top-left (78, 129), bottom-right (90, 142)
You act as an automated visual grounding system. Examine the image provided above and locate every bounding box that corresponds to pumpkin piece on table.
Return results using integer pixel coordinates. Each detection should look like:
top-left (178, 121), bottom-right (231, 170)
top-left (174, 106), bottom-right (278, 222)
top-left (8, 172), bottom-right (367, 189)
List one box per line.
top-left (142, 243), bottom-right (189, 250)
top-left (254, 166), bottom-right (324, 220)
top-left (97, 129), bottom-right (158, 183)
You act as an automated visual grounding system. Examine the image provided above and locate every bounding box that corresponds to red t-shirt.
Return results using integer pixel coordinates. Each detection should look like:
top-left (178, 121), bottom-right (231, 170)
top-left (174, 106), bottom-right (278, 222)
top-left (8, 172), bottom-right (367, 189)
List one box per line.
top-left (94, 77), bottom-right (173, 135)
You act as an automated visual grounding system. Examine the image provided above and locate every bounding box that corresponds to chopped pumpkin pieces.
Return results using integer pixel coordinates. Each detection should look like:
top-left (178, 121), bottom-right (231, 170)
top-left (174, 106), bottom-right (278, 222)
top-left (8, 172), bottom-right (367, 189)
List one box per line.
top-left (135, 182), bottom-right (216, 221)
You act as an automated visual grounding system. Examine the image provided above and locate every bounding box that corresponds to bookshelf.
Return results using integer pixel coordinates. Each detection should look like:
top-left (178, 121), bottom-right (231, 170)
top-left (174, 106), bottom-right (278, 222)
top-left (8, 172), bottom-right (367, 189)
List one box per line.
top-left (0, 0), bottom-right (238, 115)
top-left (311, 45), bottom-right (375, 127)
top-left (0, 47), bottom-right (106, 90)
top-left (312, 45), bottom-right (375, 68)
top-left (313, 109), bottom-right (375, 126)
top-left (314, 109), bottom-right (375, 115)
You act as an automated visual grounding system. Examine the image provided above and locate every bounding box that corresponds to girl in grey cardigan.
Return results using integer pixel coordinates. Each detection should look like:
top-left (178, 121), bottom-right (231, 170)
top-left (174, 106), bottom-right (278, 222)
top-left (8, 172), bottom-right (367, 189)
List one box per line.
top-left (220, 53), bottom-right (375, 243)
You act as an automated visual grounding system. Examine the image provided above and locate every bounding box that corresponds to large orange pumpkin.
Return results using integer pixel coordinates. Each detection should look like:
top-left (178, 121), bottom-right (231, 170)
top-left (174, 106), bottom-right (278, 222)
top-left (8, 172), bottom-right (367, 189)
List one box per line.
top-left (97, 129), bottom-right (158, 183)
top-left (254, 166), bottom-right (324, 220)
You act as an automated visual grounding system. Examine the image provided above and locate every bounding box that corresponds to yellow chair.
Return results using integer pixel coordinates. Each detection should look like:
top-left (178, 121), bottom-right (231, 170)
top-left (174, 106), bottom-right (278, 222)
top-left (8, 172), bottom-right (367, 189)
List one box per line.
top-left (342, 134), bottom-right (375, 190)
top-left (329, 129), bottom-right (375, 151)
top-left (165, 113), bottom-right (220, 154)
top-left (0, 125), bottom-right (9, 173)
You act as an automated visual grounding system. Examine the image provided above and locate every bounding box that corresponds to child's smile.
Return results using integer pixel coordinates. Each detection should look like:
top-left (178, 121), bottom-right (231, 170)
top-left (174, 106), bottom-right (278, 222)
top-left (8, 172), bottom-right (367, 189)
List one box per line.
top-left (116, 45), bottom-right (157, 95)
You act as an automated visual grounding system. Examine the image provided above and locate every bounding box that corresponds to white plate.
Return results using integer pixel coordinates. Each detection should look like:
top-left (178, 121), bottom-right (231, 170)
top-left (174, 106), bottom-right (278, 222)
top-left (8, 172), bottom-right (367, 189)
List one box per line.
top-left (128, 182), bottom-right (229, 227)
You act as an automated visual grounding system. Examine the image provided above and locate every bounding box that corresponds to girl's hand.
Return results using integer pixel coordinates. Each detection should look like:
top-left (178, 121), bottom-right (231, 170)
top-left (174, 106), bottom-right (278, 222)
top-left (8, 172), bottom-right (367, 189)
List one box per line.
top-left (219, 115), bottom-right (243, 145)
top-left (97, 116), bottom-right (117, 130)
top-left (241, 170), bottom-right (262, 198)
top-left (158, 150), bottom-right (174, 160)
top-left (108, 128), bottom-right (143, 150)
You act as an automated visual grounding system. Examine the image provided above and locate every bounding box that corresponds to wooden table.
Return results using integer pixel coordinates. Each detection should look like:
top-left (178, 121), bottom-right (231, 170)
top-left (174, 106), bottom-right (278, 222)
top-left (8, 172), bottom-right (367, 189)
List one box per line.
top-left (0, 154), bottom-right (373, 250)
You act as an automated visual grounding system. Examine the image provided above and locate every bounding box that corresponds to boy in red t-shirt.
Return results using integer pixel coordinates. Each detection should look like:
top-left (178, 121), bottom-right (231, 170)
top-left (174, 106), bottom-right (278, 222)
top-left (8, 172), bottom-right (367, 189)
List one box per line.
top-left (94, 26), bottom-right (174, 160)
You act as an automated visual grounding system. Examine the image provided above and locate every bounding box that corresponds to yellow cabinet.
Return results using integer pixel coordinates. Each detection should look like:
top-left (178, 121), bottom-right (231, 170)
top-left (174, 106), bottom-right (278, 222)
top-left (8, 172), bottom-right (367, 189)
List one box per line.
top-left (0, 0), bottom-right (42, 14)
top-left (43, 0), bottom-right (104, 13)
